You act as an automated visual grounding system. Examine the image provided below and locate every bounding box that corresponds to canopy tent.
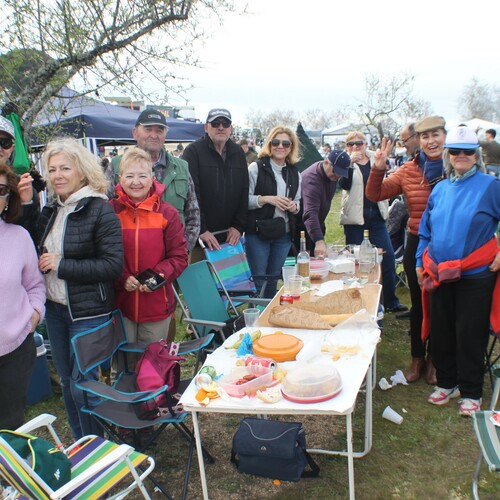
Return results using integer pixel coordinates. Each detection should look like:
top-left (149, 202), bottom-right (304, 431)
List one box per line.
top-left (31, 88), bottom-right (205, 148)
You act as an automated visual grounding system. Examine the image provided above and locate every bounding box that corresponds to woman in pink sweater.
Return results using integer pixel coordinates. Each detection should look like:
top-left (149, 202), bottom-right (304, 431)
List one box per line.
top-left (0, 161), bottom-right (46, 429)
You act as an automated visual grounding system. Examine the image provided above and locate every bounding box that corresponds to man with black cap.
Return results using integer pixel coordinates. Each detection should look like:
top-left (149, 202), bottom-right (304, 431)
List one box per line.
top-left (295, 150), bottom-right (351, 258)
top-left (111, 108), bottom-right (200, 253)
top-left (183, 108), bottom-right (248, 258)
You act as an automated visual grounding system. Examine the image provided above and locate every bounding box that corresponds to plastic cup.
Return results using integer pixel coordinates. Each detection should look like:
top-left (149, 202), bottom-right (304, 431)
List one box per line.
top-left (359, 259), bottom-right (372, 283)
top-left (288, 275), bottom-right (303, 299)
top-left (243, 308), bottom-right (260, 327)
top-left (382, 406), bottom-right (403, 425)
top-left (282, 266), bottom-right (296, 294)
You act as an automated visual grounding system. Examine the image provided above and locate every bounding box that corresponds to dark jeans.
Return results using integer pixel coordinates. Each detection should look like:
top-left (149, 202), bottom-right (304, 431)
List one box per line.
top-left (344, 209), bottom-right (400, 309)
top-left (0, 332), bottom-right (35, 430)
top-left (430, 274), bottom-right (496, 399)
top-left (245, 232), bottom-right (292, 299)
top-left (46, 301), bottom-right (108, 439)
top-left (403, 232), bottom-right (426, 358)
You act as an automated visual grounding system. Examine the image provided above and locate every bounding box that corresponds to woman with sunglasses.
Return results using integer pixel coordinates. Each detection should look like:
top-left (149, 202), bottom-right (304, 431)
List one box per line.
top-left (339, 131), bottom-right (406, 314)
top-left (415, 127), bottom-right (500, 416)
top-left (36, 137), bottom-right (123, 439)
top-left (0, 161), bottom-right (46, 430)
top-left (245, 126), bottom-right (301, 299)
top-left (366, 116), bottom-right (447, 384)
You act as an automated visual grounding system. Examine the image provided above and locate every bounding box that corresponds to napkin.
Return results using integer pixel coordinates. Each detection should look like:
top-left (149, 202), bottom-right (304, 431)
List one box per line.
top-left (314, 280), bottom-right (344, 296)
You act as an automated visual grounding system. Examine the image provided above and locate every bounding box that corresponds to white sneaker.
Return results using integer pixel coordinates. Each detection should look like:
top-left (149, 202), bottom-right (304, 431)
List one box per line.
top-left (427, 386), bottom-right (460, 405)
top-left (458, 398), bottom-right (481, 417)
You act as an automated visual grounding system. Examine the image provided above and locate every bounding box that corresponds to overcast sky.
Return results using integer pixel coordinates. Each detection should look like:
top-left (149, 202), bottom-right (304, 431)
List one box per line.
top-left (169, 0), bottom-right (500, 128)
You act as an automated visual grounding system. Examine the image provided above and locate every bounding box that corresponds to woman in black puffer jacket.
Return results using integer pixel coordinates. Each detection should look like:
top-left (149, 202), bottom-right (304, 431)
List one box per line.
top-left (36, 137), bottom-right (123, 439)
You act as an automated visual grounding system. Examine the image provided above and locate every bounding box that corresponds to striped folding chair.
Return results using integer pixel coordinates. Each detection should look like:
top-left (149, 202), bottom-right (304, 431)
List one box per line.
top-left (471, 365), bottom-right (500, 499)
top-left (0, 413), bottom-right (155, 499)
top-left (199, 231), bottom-right (270, 306)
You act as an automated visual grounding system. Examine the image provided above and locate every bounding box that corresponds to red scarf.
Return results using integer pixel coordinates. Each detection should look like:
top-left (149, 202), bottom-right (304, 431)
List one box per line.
top-left (421, 236), bottom-right (500, 341)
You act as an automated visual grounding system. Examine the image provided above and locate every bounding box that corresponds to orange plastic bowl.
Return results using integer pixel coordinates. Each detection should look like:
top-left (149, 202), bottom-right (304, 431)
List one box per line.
top-left (253, 333), bottom-right (304, 362)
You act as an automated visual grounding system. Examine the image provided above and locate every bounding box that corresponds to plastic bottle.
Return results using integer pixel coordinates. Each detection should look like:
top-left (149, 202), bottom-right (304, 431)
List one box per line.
top-left (296, 231), bottom-right (310, 289)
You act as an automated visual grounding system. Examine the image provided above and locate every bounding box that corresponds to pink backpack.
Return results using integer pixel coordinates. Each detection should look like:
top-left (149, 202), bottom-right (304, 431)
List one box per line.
top-left (135, 340), bottom-right (185, 420)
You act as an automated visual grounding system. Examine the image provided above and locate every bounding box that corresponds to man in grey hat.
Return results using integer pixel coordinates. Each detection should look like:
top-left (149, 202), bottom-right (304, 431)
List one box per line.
top-left (183, 108), bottom-right (248, 258)
top-left (111, 108), bottom-right (200, 253)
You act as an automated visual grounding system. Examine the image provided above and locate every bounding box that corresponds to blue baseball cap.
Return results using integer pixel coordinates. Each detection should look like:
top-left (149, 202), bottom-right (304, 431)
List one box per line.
top-left (327, 150), bottom-right (351, 177)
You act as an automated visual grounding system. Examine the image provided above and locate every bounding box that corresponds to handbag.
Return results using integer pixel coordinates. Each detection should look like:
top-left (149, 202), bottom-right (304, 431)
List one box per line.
top-left (0, 430), bottom-right (71, 490)
top-left (230, 417), bottom-right (319, 481)
top-left (255, 217), bottom-right (286, 240)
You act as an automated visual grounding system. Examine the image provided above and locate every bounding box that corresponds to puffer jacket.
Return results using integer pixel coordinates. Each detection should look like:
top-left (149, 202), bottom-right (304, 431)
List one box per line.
top-left (366, 154), bottom-right (431, 235)
top-left (110, 181), bottom-right (188, 323)
top-left (36, 197), bottom-right (123, 320)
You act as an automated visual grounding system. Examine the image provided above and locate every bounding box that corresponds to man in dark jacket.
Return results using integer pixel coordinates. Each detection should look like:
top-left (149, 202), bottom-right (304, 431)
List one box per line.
top-left (183, 108), bottom-right (248, 259)
top-left (295, 150), bottom-right (350, 257)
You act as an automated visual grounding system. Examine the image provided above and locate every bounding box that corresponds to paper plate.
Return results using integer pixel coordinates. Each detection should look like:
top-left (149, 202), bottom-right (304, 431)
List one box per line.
top-left (252, 333), bottom-right (304, 362)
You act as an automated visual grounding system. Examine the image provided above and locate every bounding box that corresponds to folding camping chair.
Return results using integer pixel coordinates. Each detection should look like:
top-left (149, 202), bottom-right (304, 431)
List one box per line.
top-left (472, 364), bottom-right (500, 499)
top-left (485, 328), bottom-right (500, 389)
top-left (198, 230), bottom-right (270, 305)
top-left (71, 309), bottom-right (214, 500)
top-left (0, 413), bottom-right (155, 499)
top-left (387, 196), bottom-right (409, 289)
top-left (173, 260), bottom-right (264, 343)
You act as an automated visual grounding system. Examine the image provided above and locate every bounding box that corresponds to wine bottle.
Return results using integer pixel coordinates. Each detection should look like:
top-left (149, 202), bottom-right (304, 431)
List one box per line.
top-left (296, 231), bottom-right (310, 288)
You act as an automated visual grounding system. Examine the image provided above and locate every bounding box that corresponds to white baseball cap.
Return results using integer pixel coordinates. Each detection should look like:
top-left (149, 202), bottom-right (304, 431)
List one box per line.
top-left (444, 126), bottom-right (479, 150)
top-left (0, 116), bottom-right (15, 140)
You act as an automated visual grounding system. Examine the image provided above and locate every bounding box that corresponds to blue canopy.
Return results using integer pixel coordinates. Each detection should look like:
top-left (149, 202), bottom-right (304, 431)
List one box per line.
top-left (32, 88), bottom-right (204, 146)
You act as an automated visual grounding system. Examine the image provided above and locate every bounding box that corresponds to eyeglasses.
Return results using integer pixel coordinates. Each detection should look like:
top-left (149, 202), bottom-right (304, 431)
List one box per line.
top-left (448, 148), bottom-right (476, 156)
top-left (210, 120), bottom-right (231, 129)
top-left (346, 141), bottom-right (364, 147)
top-left (401, 134), bottom-right (416, 145)
top-left (271, 139), bottom-right (292, 148)
top-left (0, 138), bottom-right (14, 150)
top-left (0, 184), bottom-right (10, 198)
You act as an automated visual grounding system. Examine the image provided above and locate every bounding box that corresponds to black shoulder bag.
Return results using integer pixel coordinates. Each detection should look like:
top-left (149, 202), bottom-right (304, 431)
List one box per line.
top-left (230, 417), bottom-right (320, 481)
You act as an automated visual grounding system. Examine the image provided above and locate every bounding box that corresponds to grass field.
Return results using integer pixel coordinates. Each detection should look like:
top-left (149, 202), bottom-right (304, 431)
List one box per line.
top-left (21, 195), bottom-right (500, 499)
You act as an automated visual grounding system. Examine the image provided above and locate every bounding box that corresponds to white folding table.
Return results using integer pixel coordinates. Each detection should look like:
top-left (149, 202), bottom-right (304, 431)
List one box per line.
top-left (180, 319), bottom-right (381, 500)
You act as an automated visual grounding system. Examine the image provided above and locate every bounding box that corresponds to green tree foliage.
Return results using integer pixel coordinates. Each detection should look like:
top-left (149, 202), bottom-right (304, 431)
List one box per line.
top-left (295, 122), bottom-right (322, 172)
top-left (0, 0), bottom-right (235, 130)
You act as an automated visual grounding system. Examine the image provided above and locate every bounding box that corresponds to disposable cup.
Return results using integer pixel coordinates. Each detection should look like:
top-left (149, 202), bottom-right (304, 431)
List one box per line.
top-left (359, 259), bottom-right (372, 283)
top-left (288, 275), bottom-right (303, 299)
top-left (243, 308), bottom-right (260, 328)
top-left (282, 266), bottom-right (296, 294)
top-left (382, 406), bottom-right (403, 425)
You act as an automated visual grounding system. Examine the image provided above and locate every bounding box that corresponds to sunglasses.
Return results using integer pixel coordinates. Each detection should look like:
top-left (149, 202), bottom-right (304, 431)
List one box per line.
top-left (271, 139), bottom-right (292, 148)
top-left (210, 120), bottom-right (231, 129)
top-left (0, 184), bottom-right (10, 198)
top-left (346, 141), bottom-right (364, 147)
top-left (0, 137), bottom-right (14, 150)
top-left (448, 148), bottom-right (476, 156)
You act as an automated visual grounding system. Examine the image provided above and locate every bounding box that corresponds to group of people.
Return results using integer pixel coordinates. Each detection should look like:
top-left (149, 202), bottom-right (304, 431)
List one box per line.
top-left (0, 105), bottom-right (498, 439)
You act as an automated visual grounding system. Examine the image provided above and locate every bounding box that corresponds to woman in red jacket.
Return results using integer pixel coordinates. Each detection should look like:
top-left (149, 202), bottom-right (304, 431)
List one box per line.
top-left (366, 116), bottom-right (446, 384)
top-left (110, 147), bottom-right (188, 368)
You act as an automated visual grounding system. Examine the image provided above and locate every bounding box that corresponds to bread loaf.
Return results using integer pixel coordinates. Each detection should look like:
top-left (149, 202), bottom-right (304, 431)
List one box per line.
top-left (290, 288), bottom-right (363, 315)
top-left (268, 305), bottom-right (331, 330)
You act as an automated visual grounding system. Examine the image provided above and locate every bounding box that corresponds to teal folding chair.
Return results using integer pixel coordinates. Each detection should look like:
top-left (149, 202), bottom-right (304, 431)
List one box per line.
top-left (472, 364), bottom-right (500, 499)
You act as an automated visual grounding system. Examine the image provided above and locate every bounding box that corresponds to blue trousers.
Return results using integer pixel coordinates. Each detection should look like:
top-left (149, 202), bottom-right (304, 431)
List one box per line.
top-left (46, 301), bottom-right (109, 439)
top-left (245, 232), bottom-right (292, 299)
top-left (344, 210), bottom-right (401, 309)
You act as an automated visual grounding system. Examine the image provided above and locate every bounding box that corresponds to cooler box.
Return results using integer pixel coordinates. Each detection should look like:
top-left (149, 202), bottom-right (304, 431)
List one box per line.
top-left (27, 333), bottom-right (52, 405)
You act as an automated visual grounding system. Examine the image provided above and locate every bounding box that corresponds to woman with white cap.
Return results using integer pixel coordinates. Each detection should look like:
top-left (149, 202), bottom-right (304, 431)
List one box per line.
top-left (416, 126), bottom-right (500, 416)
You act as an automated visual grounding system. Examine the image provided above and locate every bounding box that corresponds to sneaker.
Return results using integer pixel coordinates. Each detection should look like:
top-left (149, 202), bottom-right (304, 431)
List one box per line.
top-left (428, 386), bottom-right (460, 405)
top-left (458, 398), bottom-right (481, 417)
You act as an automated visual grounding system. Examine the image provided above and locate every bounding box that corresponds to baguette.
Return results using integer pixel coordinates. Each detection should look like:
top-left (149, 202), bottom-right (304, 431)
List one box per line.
top-left (320, 313), bottom-right (353, 326)
top-left (268, 305), bottom-right (331, 330)
top-left (290, 288), bottom-right (363, 315)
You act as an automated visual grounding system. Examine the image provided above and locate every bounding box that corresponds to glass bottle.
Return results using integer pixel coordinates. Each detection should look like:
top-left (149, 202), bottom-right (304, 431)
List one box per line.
top-left (359, 229), bottom-right (375, 268)
top-left (296, 231), bottom-right (310, 289)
